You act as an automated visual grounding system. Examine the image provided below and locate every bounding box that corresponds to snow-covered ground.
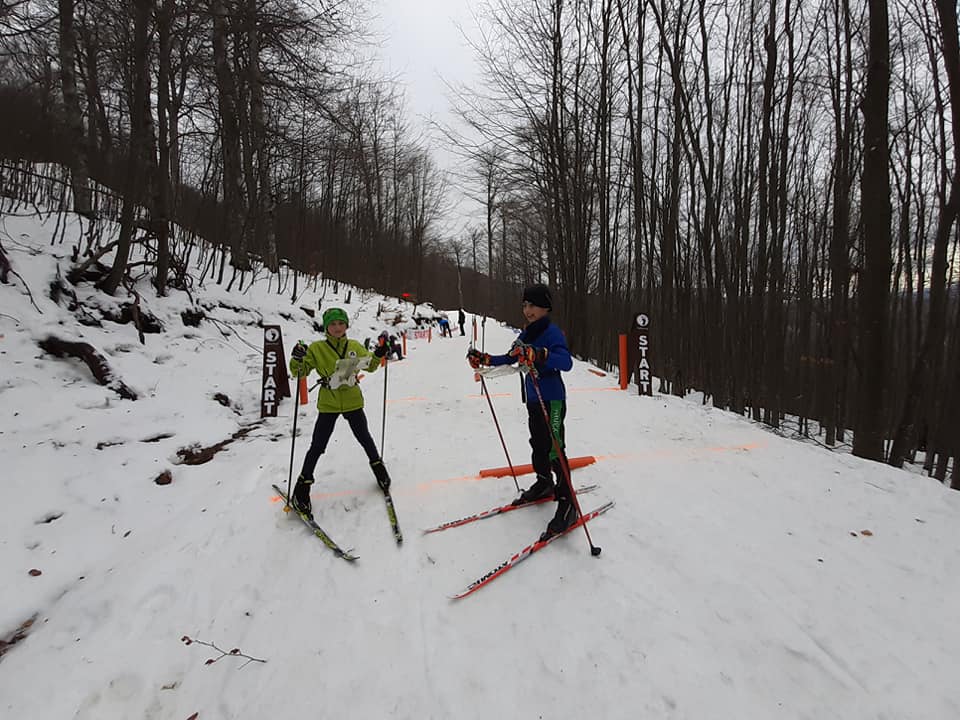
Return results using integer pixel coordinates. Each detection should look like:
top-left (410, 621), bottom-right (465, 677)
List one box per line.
top-left (2, 208), bottom-right (959, 720)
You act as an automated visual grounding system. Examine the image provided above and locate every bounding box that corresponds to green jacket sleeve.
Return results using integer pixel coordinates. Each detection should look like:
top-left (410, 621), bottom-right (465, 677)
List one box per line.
top-left (289, 350), bottom-right (311, 379)
top-left (289, 341), bottom-right (328, 379)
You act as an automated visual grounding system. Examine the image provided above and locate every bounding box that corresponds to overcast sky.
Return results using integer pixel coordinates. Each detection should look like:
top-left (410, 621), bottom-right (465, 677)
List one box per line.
top-left (372, 0), bottom-right (484, 236)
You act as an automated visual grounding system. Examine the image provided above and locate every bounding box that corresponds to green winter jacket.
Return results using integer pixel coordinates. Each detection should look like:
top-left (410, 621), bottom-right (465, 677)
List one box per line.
top-left (289, 336), bottom-right (381, 414)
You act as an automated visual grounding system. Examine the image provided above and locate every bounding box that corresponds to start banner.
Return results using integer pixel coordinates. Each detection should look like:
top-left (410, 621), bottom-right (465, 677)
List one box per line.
top-left (261, 325), bottom-right (291, 416)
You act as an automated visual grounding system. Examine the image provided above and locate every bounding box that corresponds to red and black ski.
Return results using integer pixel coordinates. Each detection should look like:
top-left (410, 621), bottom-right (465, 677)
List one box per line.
top-left (422, 484), bottom-right (599, 534)
top-left (450, 501), bottom-right (614, 600)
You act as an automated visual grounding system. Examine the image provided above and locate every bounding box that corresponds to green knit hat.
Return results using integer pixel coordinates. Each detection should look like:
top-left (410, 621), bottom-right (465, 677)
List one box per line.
top-left (322, 307), bottom-right (349, 328)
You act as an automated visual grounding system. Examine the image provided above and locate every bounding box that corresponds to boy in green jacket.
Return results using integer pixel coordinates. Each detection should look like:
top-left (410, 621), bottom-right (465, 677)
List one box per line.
top-left (289, 307), bottom-right (391, 516)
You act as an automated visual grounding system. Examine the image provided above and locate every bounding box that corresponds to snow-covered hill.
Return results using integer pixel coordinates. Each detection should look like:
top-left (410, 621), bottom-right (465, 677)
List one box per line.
top-left (2, 209), bottom-right (959, 720)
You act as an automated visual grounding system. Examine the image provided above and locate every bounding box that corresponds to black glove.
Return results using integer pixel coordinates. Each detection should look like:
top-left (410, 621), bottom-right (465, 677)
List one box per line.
top-left (374, 343), bottom-right (388, 358)
top-left (292, 342), bottom-right (307, 361)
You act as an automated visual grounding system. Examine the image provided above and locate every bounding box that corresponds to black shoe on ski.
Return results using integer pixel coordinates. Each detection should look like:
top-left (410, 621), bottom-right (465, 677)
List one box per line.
top-left (371, 460), bottom-right (392, 491)
top-left (540, 499), bottom-right (578, 541)
top-left (291, 475), bottom-right (314, 516)
top-left (511, 475), bottom-right (556, 505)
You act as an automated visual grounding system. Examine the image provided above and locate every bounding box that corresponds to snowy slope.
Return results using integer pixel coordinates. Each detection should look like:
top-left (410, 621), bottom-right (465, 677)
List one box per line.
top-left (2, 209), bottom-right (960, 720)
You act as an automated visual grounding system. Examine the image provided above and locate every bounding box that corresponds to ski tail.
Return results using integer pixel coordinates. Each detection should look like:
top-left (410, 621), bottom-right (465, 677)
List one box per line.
top-left (272, 484), bottom-right (359, 561)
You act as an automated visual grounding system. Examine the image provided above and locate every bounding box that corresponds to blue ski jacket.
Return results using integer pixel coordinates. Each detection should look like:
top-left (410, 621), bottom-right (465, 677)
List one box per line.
top-left (488, 317), bottom-right (572, 403)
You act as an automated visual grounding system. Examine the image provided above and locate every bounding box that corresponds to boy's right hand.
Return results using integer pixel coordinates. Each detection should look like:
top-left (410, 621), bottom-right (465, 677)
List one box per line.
top-left (292, 342), bottom-right (307, 361)
top-left (467, 348), bottom-right (491, 369)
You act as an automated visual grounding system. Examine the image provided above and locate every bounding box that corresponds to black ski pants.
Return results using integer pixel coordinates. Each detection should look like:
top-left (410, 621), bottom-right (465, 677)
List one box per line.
top-left (527, 399), bottom-right (570, 500)
top-left (300, 409), bottom-right (380, 479)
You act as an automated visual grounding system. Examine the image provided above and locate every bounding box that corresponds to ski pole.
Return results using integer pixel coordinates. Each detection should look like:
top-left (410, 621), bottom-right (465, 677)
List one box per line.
top-left (472, 340), bottom-right (521, 491)
top-left (379, 355), bottom-right (388, 458)
top-left (286, 368), bottom-right (303, 512)
top-left (528, 367), bottom-right (602, 556)
top-left (479, 373), bottom-right (521, 492)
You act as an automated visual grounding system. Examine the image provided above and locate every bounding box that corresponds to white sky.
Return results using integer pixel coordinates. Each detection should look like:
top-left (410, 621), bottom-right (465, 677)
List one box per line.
top-left (3, 205), bottom-right (960, 718)
top-left (372, 0), bottom-right (485, 236)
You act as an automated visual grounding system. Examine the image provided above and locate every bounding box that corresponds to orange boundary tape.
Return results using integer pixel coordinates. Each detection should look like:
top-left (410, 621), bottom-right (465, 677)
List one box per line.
top-left (478, 454), bottom-right (596, 478)
top-left (269, 442), bottom-right (766, 503)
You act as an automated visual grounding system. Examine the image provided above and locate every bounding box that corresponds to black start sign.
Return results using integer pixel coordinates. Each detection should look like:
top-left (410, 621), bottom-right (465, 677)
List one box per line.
top-left (261, 325), bottom-right (291, 417)
top-left (632, 313), bottom-right (652, 396)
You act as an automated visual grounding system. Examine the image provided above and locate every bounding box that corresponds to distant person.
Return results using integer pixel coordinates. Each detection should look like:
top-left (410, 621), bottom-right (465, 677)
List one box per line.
top-left (438, 316), bottom-right (452, 338)
top-left (458, 308), bottom-right (466, 336)
top-left (388, 334), bottom-right (403, 360)
top-left (377, 331), bottom-right (403, 361)
top-left (288, 307), bottom-right (391, 517)
top-left (466, 284), bottom-right (576, 539)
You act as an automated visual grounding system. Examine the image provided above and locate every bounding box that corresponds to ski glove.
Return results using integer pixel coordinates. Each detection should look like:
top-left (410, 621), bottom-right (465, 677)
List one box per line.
top-left (291, 342), bottom-right (308, 361)
top-left (510, 343), bottom-right (548, 367)
top-left (374, 342), bottom-right (389, 358)
top-left (467, 348), bottom-right (491, 369)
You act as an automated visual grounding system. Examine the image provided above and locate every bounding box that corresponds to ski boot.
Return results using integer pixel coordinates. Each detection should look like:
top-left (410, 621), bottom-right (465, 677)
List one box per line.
top-left (371, 459), bottom-right (392, 491)
top-left (511, 474), bottom-right (556, 505)
top-left (291, 475), bottom-right (314, 516)
top-left (540, 498), bottom-right (578, 541)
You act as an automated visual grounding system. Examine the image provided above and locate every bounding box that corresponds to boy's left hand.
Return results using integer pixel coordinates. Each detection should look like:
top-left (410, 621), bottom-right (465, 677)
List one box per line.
top-left (510, 344), bottom-right (548, 366)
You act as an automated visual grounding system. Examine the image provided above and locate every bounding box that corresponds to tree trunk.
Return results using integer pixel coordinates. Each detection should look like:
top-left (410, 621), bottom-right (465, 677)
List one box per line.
top-left (211, 0), bottom-right (249, 271)
top-left (100, 0), bottom-right (150, 296)
top-left (852, 0), bottom-right (892, 461)
top-left (154, 0), bottom-right (175, 296)
top-left (58, 0), bottom-right (92, 217)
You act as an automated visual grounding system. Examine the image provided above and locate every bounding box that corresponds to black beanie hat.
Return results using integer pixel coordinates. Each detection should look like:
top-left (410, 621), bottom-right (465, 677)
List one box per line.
top-left (522, 284), bottom-right (552, 310)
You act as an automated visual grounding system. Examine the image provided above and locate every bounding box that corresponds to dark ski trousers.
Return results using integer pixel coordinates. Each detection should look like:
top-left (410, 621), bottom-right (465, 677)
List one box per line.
top-left (527, 399), bottom-right (570, 500)
top-left (300, 408), bottom-right (380, 479)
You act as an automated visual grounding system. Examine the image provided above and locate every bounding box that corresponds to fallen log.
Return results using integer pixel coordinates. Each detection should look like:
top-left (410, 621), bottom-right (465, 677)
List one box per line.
top-left (38, 336), bottom-right (138, 400)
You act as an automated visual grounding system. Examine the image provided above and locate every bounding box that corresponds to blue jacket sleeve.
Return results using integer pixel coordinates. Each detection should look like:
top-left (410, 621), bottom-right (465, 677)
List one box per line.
top-left (488, 353), bottom-right (516, 367)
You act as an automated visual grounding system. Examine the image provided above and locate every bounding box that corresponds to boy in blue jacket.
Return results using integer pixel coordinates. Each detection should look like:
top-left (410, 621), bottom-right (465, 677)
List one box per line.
top-left (467, 284), bottom-right (576, 538)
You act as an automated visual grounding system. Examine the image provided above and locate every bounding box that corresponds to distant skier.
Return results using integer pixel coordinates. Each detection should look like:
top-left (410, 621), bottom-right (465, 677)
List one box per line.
top-left (466, 284), bottom-right (576, 539)
top-left (458, 308), bottom-right (466, 336)
top-left (438, 316), bottom-right (452, 338)
top-left (289, 307), bottom-right (391, 516)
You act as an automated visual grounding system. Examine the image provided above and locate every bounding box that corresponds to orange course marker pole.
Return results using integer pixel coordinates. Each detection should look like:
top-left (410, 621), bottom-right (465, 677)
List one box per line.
top-left (402, 332), bottom-right (407, 356)
top-left (479, 455), bottom-right (597, 478)
top-left (618, 333), bottom-right (628, 390)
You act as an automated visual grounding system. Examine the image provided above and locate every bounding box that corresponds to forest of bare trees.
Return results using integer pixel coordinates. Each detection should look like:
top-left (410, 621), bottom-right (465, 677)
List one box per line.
top-left (447, 0), bottom-right (960, 486)
top-left (0, 0), bottom-right (454, 298)
top-left (0, 0), bottom-right (957, 485)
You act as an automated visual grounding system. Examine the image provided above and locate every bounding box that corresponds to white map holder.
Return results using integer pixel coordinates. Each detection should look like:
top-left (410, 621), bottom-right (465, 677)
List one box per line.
top-left (476, 363), bottom-right (524, 380)
top-left (328, 356), bottom-right (363, 389)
